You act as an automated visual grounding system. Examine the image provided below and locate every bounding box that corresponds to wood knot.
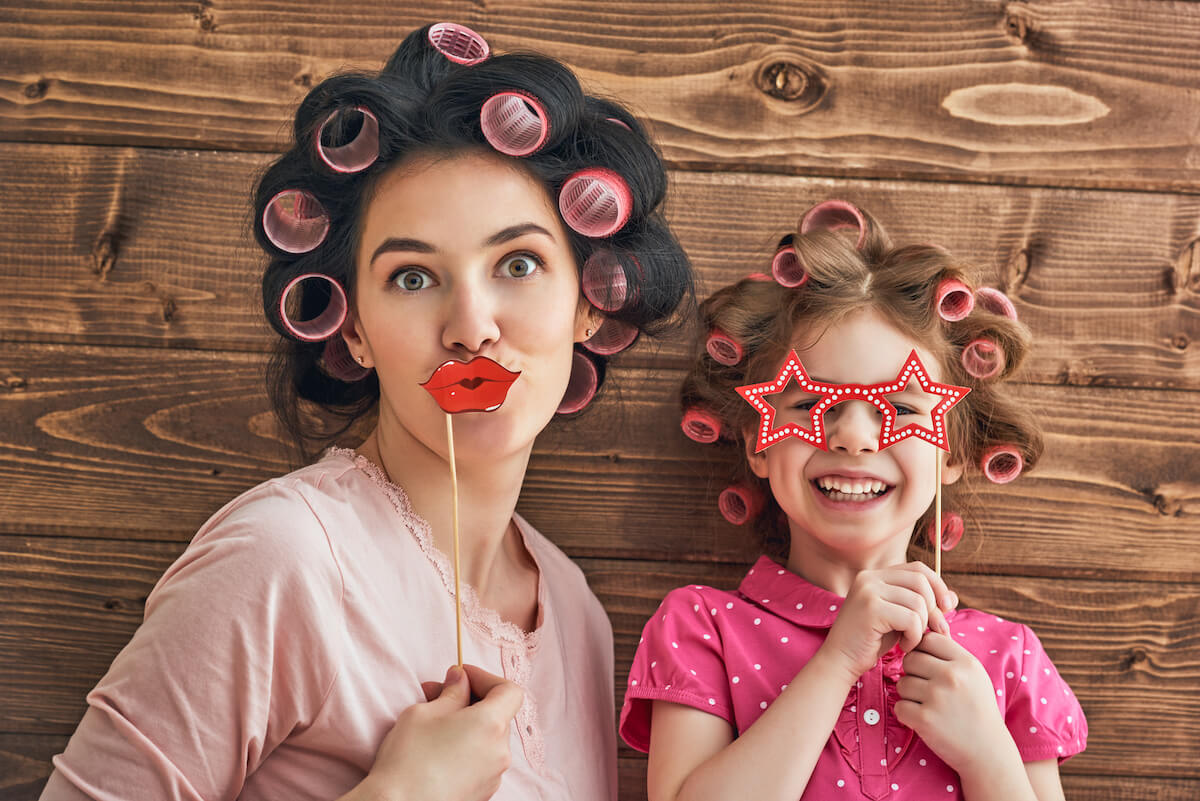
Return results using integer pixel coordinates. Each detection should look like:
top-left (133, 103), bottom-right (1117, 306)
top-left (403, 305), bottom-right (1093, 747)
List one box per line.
top-left (294, 72), bottom-right (314, 89)
top-left (193, 1), bottom-right (217, 32)
top-left (1170, 238), bottom-right (1200, 294)
top-left (24, 78), bottom-right (48, 100)
top-left (1120, 647), bottom-right (1149, 671)
top-left (1003, 4), bottom-right (1037, 44)
top-left (92, 231), bottom-right (118, 279)
top-left (1153, 492), bottom-right (1181, 517)
top-left (103, 598), bottom-right (126, 611)
top-left (161, 295), bottom-right (178, 323)
top-left (754, 59), bottom-right (827, 112)
top-left (1171, 333), bottom-right (1190, 351)
top-left (3, 375), bottom-right (26, 392)
top-left (1003, 247), bottom-right (1030, 295)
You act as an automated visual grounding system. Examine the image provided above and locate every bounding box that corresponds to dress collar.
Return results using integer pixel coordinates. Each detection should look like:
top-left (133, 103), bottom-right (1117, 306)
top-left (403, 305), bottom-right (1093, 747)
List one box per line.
top-left (737, 555), bottom-right (846, 629)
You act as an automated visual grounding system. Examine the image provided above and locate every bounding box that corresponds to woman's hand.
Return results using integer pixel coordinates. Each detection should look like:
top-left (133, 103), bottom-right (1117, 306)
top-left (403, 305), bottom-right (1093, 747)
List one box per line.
top-left (895, 633), bottom-right (1016, 775)
top-left (345, 664), bottom-right (524, 801)
top-left (820, 562), bottom-right (957, 683)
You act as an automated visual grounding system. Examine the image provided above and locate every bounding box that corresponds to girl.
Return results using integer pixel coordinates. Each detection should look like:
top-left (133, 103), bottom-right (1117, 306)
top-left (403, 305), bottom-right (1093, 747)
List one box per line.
top-left (620, 201), bottom-right (1085, 801)
top-left (41, 23), bottom-right (691, 801)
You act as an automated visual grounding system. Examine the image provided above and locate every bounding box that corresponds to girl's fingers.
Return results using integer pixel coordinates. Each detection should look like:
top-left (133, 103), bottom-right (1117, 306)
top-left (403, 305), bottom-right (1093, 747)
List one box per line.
top-left (913, 630), bottom-right (960, 660)
top-left (895, 675), bottom-right (929, 703)
top-left (876, 589), bottom-right (929, 652)
top-left (903, 561), bottom-right (958, 613)
top-left (882, 570), bottom-right (950, 635)
top-left (899, 648), bottom-right (942, 679)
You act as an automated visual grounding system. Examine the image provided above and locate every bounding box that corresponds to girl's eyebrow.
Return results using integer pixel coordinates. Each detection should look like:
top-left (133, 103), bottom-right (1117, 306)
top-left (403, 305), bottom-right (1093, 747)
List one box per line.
top-left (368, 223), bottom-right (554, 267)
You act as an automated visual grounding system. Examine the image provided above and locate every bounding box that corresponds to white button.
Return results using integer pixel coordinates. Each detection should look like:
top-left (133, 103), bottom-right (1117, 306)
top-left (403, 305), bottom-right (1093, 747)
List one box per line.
top-left (863, 708), bottom-right (880, 725)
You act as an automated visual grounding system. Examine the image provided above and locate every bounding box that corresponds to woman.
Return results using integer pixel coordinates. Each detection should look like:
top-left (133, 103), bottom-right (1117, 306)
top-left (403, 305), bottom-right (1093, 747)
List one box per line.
top-left (41, 23), bottom-right (692, 801)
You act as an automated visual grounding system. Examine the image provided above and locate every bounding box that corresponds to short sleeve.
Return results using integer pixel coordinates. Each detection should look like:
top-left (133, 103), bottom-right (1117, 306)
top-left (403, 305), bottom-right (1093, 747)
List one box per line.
top-left (42, 484), bottom-right (345, 801)
top-left (618, 588), bottom-right (733, 753)
top-left (1004, 625), bottom-right (1088, 763)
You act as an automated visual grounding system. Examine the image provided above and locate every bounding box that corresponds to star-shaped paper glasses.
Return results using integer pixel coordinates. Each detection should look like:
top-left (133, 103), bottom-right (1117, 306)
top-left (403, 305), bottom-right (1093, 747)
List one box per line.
top-left (736, 350), bottom-right (970, 454)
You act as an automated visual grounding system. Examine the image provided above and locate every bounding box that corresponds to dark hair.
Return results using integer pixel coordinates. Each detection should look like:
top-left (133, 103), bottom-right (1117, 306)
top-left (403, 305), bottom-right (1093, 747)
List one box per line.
top-left (252, 25), bottom-right (693, 461)
top-left (681, 203), bottom-right (1042, 559)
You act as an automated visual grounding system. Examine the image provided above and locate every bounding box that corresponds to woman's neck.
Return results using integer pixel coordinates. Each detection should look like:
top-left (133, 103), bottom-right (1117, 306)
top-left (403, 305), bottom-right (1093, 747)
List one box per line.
top-left (358, 418), bottom-right (532, 600)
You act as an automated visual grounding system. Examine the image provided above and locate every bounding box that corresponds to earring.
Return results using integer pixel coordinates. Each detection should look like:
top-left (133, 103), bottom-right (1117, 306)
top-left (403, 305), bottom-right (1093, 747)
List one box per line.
top-left (585, 328), bottom-right (594, 338)
top-left (356, 354), bottom-right (365, 365)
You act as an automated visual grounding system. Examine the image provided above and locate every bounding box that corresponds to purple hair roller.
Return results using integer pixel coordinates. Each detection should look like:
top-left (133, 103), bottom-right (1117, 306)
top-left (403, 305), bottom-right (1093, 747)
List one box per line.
top-left (316, 106), bottom-right (380, 174)
top-left (975, 286), bottom-right (1018, 321)
top-left (981, 445), bottom-right (1024, 484)
top-left (929, 512), bottom-right (964, 551)
top-left (263, 189), bottom-right (330, 254)
top-left (279, 273), bottom-right (348, 342)
top-left (321, 337), bottom-right (370, 382)
top-left (706, 328), bottom-right (744, 366)
top-left (936, 278), bottom-right (975, 322)
top-left (481, 91), bottom-right (550, 157)
top-left (800, 200), bottom-right (867, 249)
top-left (427, 22), bottom-right (490, 65)
top-left (582, 317), bottom-right (639, 356)
top-left (961, 338), bottom-right (1005, 380)
top-left (557, 350), bottom-right (599, 414)
top-left (771, 244), bottom-right (809, 288)
top-left (681, 408), bottom-right (721, 444)
top-left (558, 167), bottom-right (633, 238)
top-left (581, 250), bottom-right (631, 312)
top-left (718, 484), bottom-right (763, 526)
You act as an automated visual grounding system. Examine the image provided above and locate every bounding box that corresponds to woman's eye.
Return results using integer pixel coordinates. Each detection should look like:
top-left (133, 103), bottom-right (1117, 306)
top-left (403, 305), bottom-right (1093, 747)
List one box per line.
top-left (393, 269), bottom-right (432, 291)
top-left (893, 403), bottom-right (916, 416)
top-left (793, 399), bottom-right (819, 412)
top-left (501, 253), bottom-right (541, 278)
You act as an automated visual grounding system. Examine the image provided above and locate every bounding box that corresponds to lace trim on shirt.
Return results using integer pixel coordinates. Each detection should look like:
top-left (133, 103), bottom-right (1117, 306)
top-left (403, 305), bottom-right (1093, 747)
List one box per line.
top-left (326, 446), bottom-right (547, 773)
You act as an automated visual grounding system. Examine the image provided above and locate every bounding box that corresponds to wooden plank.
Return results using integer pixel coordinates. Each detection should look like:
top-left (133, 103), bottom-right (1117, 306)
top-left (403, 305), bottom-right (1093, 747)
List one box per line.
top-left (2, 541), bottom-right (1196, 779)
top-left (1, 343), bottom-right (1197, 581)
top-left (2, 2), bottom-right (1200, 191)
top-left (1, 143), bottom-right (1197, 390)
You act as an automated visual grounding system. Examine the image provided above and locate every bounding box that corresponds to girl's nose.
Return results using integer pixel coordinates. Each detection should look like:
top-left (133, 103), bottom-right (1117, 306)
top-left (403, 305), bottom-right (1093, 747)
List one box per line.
top-left (825, 400), bottom-right (881, 455)
top-left (441, 280), bottom-right (500, 355)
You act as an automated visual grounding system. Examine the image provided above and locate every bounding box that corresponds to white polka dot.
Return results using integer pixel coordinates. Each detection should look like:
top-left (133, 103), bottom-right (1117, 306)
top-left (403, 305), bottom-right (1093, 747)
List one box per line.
top-left (708, 698), bottom-right (715, 705)
top-left (672, 642), bottom-right (679, 649)
top-left (1058, 746), bottom-right (1064, 754)
top-left (956, 631), bottom-right (966, 637)
top-left (850, 705), bottom-right (856, 712)
top-left (1012, 635), bottom-right (1019, 641)
top-left (895, 746), bottom-right (901, 754)
top-left (977, 626), bottom-right (985, 632)
top-left (880, 758), bottom-right (887, 766)
top-left (796, 602), bottom-right (804, 610)
top-left (711, 608), bottom-right (717, 616)
top-left (1029, 726), bottom-right (1038, 733)
top-left (989, 649), bottom-right (998, 654)
top-left (830, 604), bottom-right (838, 611)
top-left (650, 661), bottom-right (657, 668)
top-left (726, 602), bottom-right (734, 609)
top-left (1044, 668), bottom-right (1051, 675)
top-left (702, 633), bottom-right (711, 640)
top-left (781, 636), bottom-right (789, 644)
top-left (732, 676), bottom-right (740, 684)
top-left (996, 689), bottom-right (1003, 696)
top-left (690, 669), bottom-right (697, 676)
top-left (777, 569), bottom-right (785, 575)
top-left (947, 786), bottom-right (955, 793)
top-left (754, 663), bottom-right (762, 670)
top-left (1040, 697), bottom-right (1047, 704)
top-left (837, 780), bottom-right (845, 788)
top-left (760, 700), bottom-right (768, 709)
top-left (754, 618), bottom-right (762, 625)
top-left (1006, 671), bottom-right (1014, 679)
top-left (1024, 649), bottom-right (1032, 655)
top-left (1021, 675), bottom-right (1028, 682)
top-left (631, 679), bottom-right (638, 686)
top-left (781, 684), bottom-right (788, 691)
top-left (693, 604), bottom-right (700, 612)
top-left (1067, 715), bottom-right (1073, 723)
top-left (919, 759), bottom-right (927, 766)
top-left (891, 784), bottom-right (899, 791)
top-left (762, 598), bottom-right (770, 603)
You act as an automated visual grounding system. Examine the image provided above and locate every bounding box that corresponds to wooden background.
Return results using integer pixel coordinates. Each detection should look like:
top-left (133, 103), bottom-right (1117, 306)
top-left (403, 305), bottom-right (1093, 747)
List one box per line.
top-left (1, 1), bottom-right (1198, 798)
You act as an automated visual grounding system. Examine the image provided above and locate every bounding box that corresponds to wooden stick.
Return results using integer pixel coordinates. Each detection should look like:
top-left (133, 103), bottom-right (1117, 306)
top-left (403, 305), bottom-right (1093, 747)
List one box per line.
top-left (934, 453), bottom-right (943, 577)
top-left (446, 413), bottom-right (463, 668)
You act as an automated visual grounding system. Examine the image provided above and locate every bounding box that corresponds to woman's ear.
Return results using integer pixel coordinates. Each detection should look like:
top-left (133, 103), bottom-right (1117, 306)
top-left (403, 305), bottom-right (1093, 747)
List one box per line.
top-left (340, 306), bottom-right (373, 368)
top-left (574, 299), bottom-right (605, 344)
top-left (745, 428), bottom-right (770, 479)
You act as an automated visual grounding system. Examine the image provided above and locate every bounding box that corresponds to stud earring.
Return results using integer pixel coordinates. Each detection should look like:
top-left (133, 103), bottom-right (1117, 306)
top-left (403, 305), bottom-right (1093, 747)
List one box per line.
top-left (356, 354), bottom-right (365, 365)
top-left (585, 328), bottom-right (594, 338)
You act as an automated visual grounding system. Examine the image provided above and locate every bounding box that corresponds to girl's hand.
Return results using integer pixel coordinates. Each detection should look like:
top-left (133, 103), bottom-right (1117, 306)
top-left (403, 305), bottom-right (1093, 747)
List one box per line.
top-left (821, 562), bottom-right (957, 682)
top-left (895, 632), bottom-right (1015, 774)
top-left (346, 664), bottom-right (524, 801)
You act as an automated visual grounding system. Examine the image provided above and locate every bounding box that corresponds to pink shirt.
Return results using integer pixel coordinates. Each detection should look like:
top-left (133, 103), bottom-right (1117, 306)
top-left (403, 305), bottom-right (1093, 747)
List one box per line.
top-left (43, 448), bottom-right (617, 801)
top-left (620, 556), bottom-right (1086, 800)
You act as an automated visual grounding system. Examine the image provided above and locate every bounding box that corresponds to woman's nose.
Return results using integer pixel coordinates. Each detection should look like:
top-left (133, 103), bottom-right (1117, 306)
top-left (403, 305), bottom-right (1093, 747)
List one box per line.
top-left (825, 400), bottom-right (881, 455)
top-left (441, 280), bottom-right (500, 355)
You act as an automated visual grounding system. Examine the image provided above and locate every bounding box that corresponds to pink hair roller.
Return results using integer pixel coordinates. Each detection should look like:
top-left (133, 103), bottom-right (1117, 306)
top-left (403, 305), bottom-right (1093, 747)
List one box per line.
top-left (681, 408), bottom-right (721, 444)
top-left (975, 286), bottom-right (1018, 321)
top-left (771, 244), bottom-right (809, 288)
top-left (605, 117), bottom-right (632, 131)
top-left (481, 91), bottom-right (550, 157)
top-left (718, 484), bottom-right (763, 526)
top-left (706, 328), bottom-right (744, 366)
top-left (582, 317), bottom-right (639, 355)
top-left (981, 445), bottom-right (1024, 484)
top-left (321, 337), bottom-right (370, 382)
top-left (263, 189), bottom-right (330, 254)
top-left (960, 338), bottom-right (1005, 380)
top-left (929, 512), bottom-right (965, 551)
top-left (427, 22), bottom-right (490, 65)
top-left (936, 278), bottom-right (975, 322)
top-left (316, 106), bottom-right (379, 173)
top-left (557, 350), bottom-right (599, 414)
top-left (279, 273), bottom-right (348, 342)
top-left (581, 250), bottom-right (630, 312)
top-left (558, 167), bottom-right (633, 238)
top-left (800, 199), bottom-right (868, 249)
top-left (746, 272), bottom-right (773, 282)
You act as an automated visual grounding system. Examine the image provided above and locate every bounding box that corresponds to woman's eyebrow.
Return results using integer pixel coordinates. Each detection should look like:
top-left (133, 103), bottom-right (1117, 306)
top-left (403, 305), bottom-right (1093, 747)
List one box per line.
top-left (369, 237), bottom-right (435, 266)
top-left (484, 222), bottom-right (554, 247)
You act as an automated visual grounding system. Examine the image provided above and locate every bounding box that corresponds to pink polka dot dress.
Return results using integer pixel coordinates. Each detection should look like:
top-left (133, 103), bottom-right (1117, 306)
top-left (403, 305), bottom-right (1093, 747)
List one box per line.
top-left (620, 556), bottom-right (1086, 799)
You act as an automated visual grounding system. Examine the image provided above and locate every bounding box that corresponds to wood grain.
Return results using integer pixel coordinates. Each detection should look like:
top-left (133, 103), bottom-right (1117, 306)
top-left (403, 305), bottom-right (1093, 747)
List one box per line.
top-left (1, 143), bottom-right (1197, 389)
top-left (2, 2), bottom-right (1200, 191)
top-left (1, 343), bottom-right (1196, 580)
top-left (2, 541), bottom-right (1196, 778)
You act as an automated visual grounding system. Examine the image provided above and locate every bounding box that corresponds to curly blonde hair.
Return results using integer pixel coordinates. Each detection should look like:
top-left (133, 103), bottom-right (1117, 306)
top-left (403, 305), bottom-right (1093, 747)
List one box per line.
top-left (681, 202), bottom-right (1042, 559)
